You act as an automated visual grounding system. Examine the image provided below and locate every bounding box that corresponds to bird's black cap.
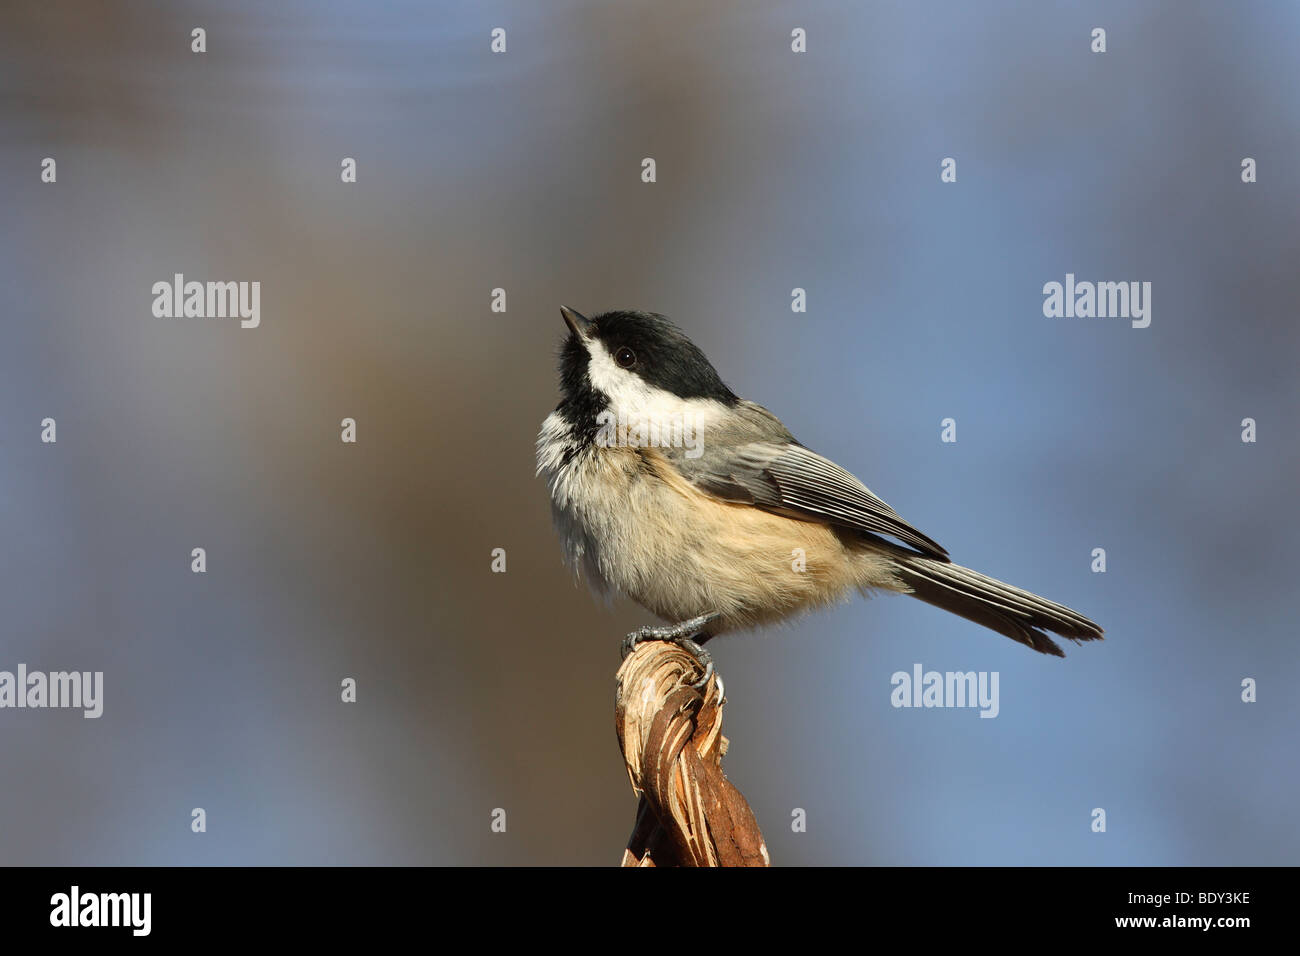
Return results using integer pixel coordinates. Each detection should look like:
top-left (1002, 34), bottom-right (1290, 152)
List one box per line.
top-left (557, 307), bottom-right (738, 405)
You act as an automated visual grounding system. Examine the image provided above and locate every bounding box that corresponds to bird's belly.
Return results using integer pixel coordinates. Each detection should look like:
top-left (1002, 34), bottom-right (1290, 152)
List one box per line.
top-left (547, 447), bottom-right (902, 632)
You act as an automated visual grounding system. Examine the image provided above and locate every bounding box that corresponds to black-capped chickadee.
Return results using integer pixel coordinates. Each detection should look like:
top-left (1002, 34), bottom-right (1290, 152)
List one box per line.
top-left (538, 307), bottom-right (1102, 680)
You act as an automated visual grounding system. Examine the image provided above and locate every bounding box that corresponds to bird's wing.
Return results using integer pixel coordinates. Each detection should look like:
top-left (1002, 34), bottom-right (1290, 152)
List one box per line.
top-left (668, 401), bottom-right (951, 562)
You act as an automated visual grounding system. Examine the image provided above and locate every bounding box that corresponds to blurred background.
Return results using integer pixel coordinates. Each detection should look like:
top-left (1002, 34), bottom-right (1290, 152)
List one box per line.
top-left (1, 0), bottom-right (1297, 865)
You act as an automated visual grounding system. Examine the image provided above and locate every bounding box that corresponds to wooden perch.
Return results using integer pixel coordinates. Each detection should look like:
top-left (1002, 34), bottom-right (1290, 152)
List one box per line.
top-left (615, 641), bottom-right (768, 867)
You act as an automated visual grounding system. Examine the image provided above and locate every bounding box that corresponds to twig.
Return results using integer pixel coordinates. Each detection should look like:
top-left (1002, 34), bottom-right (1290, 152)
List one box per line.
top-left (614, 641), bottom-right (768, 867)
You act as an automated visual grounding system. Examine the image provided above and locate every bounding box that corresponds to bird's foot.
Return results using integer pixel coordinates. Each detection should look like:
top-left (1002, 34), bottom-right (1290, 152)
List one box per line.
top-left (621, 612), bottom-right (722, 693)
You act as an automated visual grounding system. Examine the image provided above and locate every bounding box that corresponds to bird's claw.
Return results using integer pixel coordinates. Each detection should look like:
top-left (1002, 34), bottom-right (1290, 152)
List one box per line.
top-left (621, 613), bottom-right (721, 692)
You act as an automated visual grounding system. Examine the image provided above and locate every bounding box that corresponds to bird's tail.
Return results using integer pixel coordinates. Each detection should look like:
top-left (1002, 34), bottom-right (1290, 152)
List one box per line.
top-left (894, 556), bottom-right (1103, 657)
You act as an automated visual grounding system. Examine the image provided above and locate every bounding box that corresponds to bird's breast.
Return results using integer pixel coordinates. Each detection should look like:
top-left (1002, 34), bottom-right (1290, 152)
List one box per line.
top-left (539, 431), bottom-right (901, 632)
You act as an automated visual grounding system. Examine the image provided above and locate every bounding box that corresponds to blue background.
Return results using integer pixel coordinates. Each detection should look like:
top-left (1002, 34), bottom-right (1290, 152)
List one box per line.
top-left (1, 0), bottom-right (1296, 864)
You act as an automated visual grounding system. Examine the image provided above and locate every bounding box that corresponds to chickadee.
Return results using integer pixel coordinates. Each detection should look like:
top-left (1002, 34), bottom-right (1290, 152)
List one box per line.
top-left (537, 307), bottom-right (1102, 682)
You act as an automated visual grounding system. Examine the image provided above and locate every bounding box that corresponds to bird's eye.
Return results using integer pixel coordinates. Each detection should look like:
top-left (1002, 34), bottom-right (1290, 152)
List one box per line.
top-left (615, 346), bottom-right (636, 368)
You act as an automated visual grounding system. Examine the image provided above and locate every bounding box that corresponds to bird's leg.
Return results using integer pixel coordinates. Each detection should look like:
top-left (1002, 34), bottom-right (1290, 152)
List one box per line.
top-left (620, 612), bottom-right (720, 658)
top-left (621, 612), bottom-right (722, 692)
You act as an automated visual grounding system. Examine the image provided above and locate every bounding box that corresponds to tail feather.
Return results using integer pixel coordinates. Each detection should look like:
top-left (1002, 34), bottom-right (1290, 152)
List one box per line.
top-left (895, 557), bottom-right (1103, 657)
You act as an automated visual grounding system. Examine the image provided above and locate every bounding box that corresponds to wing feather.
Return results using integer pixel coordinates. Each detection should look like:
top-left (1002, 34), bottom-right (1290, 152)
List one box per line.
top-left (669, 402), bottom-right (950, 561)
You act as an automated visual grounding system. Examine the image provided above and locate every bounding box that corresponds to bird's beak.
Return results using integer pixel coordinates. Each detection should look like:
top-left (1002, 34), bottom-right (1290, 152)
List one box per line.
top-left (560, 305), bottom-right (594, 339)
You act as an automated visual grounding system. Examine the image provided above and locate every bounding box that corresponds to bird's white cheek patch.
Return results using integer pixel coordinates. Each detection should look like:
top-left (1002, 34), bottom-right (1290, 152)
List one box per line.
top-left (583, 340), bottom-right (651, 413)
top-left (583, 340), bottom-right (725, 452)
